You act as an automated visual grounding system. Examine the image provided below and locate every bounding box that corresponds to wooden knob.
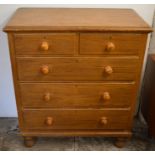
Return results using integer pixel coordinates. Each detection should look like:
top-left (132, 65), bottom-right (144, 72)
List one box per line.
top-left (104, 66), bottom-right (113, 75)
top-left (43, 92), bottom-right (51, 102)
top-left (45, 117), bottom-right (53, 126)
top-left (100, 117), bottom-right (108, 125)
top-left (40, 41), bottom-right (49, 51)
top-left (40, 65), bottom-right (49, 75)
top-left (106, 42), bottom-right (115, 51)
top-left (102, 92), bottom-right (111, 101)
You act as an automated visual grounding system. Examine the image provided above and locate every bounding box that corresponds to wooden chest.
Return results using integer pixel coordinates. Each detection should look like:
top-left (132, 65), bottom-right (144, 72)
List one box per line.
top-left (4, 8), bottom-right (152, 148)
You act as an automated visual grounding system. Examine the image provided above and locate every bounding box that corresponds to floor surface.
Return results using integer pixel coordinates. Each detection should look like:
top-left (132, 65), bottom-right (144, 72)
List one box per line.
top-left (0, 117), bottom-right (155, 151)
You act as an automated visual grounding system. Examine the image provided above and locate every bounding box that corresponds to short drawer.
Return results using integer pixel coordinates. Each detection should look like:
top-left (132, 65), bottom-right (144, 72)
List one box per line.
top-left (23, 109), bottom-right (130, 130)
top-left (20, 83), bottom-right (135, 108)
top-left (80, 33), bottom-right (146, 56)
top-left (14, 33), bottom-right (78, 55)
top-left (16, 57), bottom-right (139, 81)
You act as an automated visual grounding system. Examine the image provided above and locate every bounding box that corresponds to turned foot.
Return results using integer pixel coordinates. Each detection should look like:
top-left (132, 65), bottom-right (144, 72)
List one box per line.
top-left (24, 136), bottom-right (37, 147)
top-left (114, 137), bottom-right (129, 148)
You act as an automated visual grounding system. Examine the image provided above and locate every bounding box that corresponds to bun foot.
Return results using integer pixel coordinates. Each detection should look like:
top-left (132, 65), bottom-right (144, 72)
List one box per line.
top-left (114, 137), bottom-right (128, 148)
top-left (24, 136), bottom-right (37, 147)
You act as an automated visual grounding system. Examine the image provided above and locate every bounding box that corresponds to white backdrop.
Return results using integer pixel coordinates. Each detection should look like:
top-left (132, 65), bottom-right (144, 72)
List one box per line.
top-left (0, 4), bottom-right (155, 117)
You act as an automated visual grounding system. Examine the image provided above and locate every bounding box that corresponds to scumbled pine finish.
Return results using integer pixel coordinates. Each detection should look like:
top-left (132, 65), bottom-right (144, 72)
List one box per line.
top-left (3, 8), bottom-right (152, 147)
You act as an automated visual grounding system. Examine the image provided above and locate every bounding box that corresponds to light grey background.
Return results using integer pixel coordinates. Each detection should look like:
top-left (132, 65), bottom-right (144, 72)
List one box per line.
top-left (0, 4), bottom-right (155, 117)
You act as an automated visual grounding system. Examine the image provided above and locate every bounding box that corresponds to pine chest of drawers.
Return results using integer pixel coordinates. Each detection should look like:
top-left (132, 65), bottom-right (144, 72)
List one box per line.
top-left (4, 8), bottom-right (152, 147)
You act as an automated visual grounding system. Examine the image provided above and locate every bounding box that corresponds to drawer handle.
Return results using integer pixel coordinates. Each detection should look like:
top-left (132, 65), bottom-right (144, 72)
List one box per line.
top-left (102, 92), bottom-right (111, 101)
top-left (40, 65), bottom-right (49, 75)
top-left (104, 66), bottom-right (113, 75)
top-left (100, 117), bottom-right (108, 125)
top-left (106, 42), bottom-right (115, 51)
top-left (43, 92), bottom-right (51, 102)
top-left (45, 117), bottom-right (53, 126)
top-left (40, 41), bottom-right (49, 51)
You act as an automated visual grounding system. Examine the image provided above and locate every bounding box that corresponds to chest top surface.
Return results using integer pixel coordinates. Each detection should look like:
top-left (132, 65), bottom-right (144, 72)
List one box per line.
top-left (4, 8), bottom-right (152, 32)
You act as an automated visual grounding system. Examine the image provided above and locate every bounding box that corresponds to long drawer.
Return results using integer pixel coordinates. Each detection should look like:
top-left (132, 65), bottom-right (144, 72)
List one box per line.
top-left (14, 33), bottom-right (78, 55)
top-left (20, 83), bottom-right (135, 108)
top-left (16, 57), bottom-right (139, 81)
top-left (23, 109), bottom-right (130, 130)
top-left (80, 33), bottom-right (146, 56)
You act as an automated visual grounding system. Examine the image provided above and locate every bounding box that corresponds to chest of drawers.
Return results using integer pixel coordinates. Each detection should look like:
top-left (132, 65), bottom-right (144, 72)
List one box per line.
top-left (4, 8), bottom-right (152, 148)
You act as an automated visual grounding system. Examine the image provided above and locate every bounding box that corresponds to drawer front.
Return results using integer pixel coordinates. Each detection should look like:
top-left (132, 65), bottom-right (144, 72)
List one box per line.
top-left (20, 83), bottom-right (135, 108)
top-left (17, 57), bottom-right (138, 81)
top-left (80, 33), bottom-right (146, 55)
top-left (14, 33), bottom-right (78, 55)
top-left (23, 109), bottom-right (130, 130)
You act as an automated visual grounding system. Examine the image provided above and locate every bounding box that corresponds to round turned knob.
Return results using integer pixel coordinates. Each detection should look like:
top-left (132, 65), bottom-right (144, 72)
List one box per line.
top-left (100, 117), bottom-right (108, 125)
top-left (104, 66), bottom-right (113, 75)
top-left (43, 92), bottom-right (51, 102)
top-left (40, 41), bottom-right (49, 51)
top-left (40, 65), bottom-right (49, 75)
top-left (105, 42), bottom-right (115, 51)
top-left (102, 92), bottom-right (111, 101)
top-left (45, 117), bottom-right (53, 126)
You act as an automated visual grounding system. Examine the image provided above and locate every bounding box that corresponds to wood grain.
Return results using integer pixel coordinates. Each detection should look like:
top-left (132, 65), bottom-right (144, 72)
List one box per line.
top-left (23, 109), bottom-right (130, 130)
top-left (20, 83), bottom-right (135, 108)
top-left (14, 33), bottom-right (78, 55)
top-left (21, 130), bottom-right (132, 137)
top-left (4, 8), bottom-right (151, 147)
top-left (7, 33), bottom-right (24, 131)
top-left (16, 57), bottom-right (139, 82)
top-left (3, 8), bottom-right (152, 32)
top-left (80, 33), bottom-right (146, 56)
